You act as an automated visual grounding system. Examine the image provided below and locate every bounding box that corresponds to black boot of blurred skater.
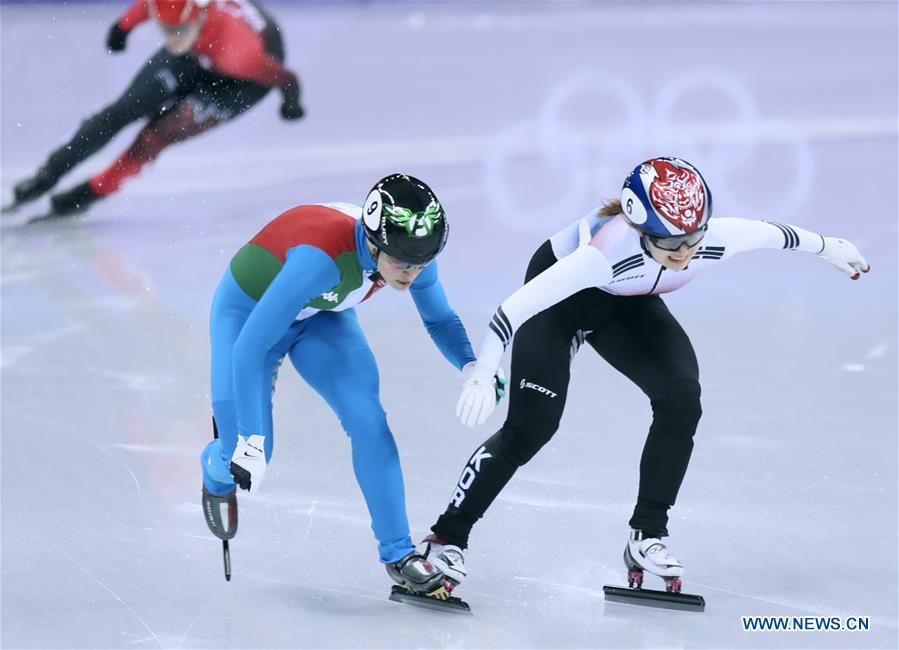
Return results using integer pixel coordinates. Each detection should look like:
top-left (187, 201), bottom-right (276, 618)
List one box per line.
top-left (3, 166), bottom-right (61, 213)
top-left (48, 181), bottom-right (101, 217)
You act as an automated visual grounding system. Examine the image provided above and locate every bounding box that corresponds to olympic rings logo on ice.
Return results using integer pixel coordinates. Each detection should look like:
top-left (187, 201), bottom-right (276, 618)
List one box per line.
top-left (483, 70), bottom-right (814, 233)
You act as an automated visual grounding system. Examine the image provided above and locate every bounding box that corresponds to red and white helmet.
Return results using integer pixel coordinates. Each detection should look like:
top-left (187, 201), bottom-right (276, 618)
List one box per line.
top-left (148, 0), bottom-right (211, 27)
top-left (620, 157), bottom-right (712, 237)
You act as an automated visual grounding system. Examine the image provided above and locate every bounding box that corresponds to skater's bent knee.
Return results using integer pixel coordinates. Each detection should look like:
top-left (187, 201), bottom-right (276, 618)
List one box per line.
top-left (649, 379), bottom-right (702, 431)
top-left (487, 423), bottom-right (556, 467)
top-left (338, 400), bottom-right (389, 441)
top-left (650, 379), bottom-right (701, 407)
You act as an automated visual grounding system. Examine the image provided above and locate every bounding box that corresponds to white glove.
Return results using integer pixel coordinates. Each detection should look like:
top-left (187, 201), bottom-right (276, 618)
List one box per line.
top-left (819, 236), bottom-right (870, 280)
top-left (229, 434), bottom-right (267, 493)
top-left (457, 362), bottom-right (498, 427)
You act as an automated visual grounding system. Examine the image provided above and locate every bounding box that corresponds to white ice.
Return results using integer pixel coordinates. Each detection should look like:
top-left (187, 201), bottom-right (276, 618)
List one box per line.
top-left (1, 2), bottom-right (896, 648)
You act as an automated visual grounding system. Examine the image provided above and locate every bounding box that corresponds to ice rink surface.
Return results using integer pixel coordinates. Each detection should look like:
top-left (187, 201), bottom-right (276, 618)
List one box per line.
top-left (1, 1), bottom-right (897, 648)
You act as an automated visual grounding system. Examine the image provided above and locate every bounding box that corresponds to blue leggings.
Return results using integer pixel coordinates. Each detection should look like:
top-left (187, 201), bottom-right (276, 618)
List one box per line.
top-left (207, 268), bottom-right (413, 563)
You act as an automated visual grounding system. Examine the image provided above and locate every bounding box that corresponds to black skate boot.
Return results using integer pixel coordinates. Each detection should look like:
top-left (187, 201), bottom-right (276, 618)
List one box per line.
top-left (202, 486), bottom-right (238, 541)
top-left (49, 181), bottom-right (100, 216)
top-left (2, 166), bottom-right (60, 213)
top-left (28, 181), bottom-right (101, 224)
top-left (387, 551), bottom-right (471, 614)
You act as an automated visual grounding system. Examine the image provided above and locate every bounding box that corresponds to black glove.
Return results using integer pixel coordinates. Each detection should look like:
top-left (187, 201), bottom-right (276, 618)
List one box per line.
top-left (279, 74), bottom-right (305, 121)
top-left (106, 23), bottom-right (128, 53)
top-left (229, 461), bottom-right (253, 491)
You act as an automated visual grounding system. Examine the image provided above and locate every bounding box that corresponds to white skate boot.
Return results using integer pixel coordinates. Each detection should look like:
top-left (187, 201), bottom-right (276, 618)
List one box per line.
top-left (419, 534), bottom-right (466, 589)
top-left (624, 529), bottom-right (684, 593)
top-left (385, 551), bottom-right (448, 598)
top-left (387, 544), bottom-right (472, 614)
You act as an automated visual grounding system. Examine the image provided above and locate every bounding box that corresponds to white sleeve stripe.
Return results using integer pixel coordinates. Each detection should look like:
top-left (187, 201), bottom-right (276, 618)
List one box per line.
top-left (783, 224), bottom-right (799, 248)
top-left (496, 306), bottom-right (513, 337)
top-left (488, 320), bottom-right (509, 348)
top-left (770, 221), bottom-right (791, 248)
top-left (711, 217), bottom-right (824, 256)
top-left (612, 258), bottom-right (644, 277)
top-left (612, 253), bottom-right (643, 272)
top-left (768, 221), bottom-right (790, 248)
top-left (768, 221), bottom-right (799, 249)
top-left (489, 310), bottom-right (513, 347)
top-left (475, 245), bottom-right (613, 379)
top-left (693, 245), bottom-right (725, 260)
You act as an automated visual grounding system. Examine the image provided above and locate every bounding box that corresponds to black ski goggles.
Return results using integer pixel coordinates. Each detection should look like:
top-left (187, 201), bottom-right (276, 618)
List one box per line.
top-left (645, 225), bottom-right (708, 251)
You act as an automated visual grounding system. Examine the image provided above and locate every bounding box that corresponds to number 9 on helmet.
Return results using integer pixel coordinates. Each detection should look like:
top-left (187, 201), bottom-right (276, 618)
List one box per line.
top-left (362, 173), bottom-right (449, 266)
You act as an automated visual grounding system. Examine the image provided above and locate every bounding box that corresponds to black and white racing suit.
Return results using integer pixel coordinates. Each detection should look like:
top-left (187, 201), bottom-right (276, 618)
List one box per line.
top-left (433, 211), bottom-right (825, 545)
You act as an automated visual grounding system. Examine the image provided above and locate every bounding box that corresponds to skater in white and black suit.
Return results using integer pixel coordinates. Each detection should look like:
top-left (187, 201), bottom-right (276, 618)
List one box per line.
top-left (418, 157), bottom-right (870, 595)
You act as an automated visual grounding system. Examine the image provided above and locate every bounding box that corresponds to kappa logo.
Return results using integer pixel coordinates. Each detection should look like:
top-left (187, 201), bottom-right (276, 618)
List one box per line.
top-left (450, 445), bottom-right (492, 508)
top-left (320, 292), bottom-right (339, 303)
top-left (519, 378), bottom-right (558, 398)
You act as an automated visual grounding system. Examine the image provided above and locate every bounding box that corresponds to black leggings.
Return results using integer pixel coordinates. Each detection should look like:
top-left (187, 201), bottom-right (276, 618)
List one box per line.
top-left (42, 19), bottom-right (283, 181)
top-left (433, 241), bottom-right (702, 546)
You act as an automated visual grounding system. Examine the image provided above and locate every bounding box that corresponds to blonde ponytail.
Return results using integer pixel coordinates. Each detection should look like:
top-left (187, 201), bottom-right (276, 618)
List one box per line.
top-left (598, 198), bottom-right (622, 217)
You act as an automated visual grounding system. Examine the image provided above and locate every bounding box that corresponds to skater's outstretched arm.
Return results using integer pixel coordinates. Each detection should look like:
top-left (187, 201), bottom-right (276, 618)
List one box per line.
top-left (104, 1), bottom-right (151, 52)
top-left (203, 19), bottom-right (297, 89)
top-left (710, 218), bottom-right (870, 279)
top-left (192, 5), bottom-right (305, 120)
top-left (116, 0), bottom-right (153, 33)
top-left (409, 261), bottom-right (476, 371)
top-left (457, 245), bottom-right (613, 427)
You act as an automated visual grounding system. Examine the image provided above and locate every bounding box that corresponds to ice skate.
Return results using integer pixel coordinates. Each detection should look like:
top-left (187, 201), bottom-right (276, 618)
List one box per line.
top-left (624, 529), bottom-right (683, 592)
top-left (2, 166), bottom-right (60, 214)
top-left (202, 486), bottom-right (238, 541)
top-left (419, 534), bottom-right (466, 588)
top-left (602, 529), bottom-right (705, 612)
top-left (203, 421), bottom-right (236, 581)
top-left (387, 550), bottom-right (471, 615)
top-left (28, 181), bottom-right (100, 223)
top-left (386, 551), bottom-right (447, 596)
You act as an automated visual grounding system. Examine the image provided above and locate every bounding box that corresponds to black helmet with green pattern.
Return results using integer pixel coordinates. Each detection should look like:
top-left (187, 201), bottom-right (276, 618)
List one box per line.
top-left (362, 173), bottom-right (448, 265)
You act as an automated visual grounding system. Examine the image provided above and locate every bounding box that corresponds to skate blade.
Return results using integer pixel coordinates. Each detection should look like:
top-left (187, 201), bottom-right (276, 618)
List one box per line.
top-left (603, 585), bottom-right (705, 612)
top-left (27, 212), bottom-right (78, 225)
top-left (389, 585), bottom-right (472, 615)
top-left (1, 202), bottom-right (21, 215)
